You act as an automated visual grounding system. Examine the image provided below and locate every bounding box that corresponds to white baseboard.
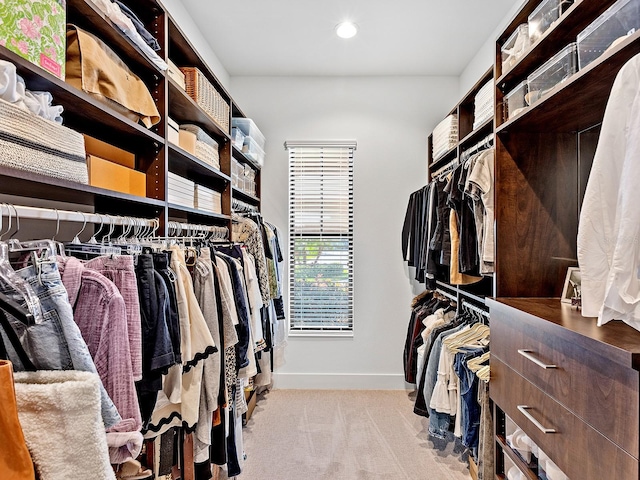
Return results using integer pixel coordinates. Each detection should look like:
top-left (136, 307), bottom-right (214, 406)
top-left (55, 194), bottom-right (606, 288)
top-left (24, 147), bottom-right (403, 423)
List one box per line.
top-left (272, 372), bottom-right (409, 390)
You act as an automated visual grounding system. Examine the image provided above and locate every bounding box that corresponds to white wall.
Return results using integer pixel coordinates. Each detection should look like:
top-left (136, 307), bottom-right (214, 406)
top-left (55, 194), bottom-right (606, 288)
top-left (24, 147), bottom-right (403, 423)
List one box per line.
top-left (231, 76), bottom-right (459, 389)
top-left (458, 0), bottom-right (526, 96)
top-left (159, 0), bottom-right (230, 89)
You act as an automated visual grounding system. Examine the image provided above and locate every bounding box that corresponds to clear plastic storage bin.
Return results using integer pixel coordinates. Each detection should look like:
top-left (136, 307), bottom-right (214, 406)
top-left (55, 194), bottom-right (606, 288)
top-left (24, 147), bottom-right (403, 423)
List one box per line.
top-left (502, 24), bottom-right (531, 72)
top-left (242, 136), bottom-right (266, 166)
top-left (231, 127), bottom-right (246, 150)
top-left (232, 118), bottom-right (266, 150)
top-left (528, 0), bottom-right (574, 43)
top-left (577, 0), bottom-right (640, 69)
top-left (526, 42), bottom-right (577, 105)
top-left (504, 80), bottom-right (529, 120)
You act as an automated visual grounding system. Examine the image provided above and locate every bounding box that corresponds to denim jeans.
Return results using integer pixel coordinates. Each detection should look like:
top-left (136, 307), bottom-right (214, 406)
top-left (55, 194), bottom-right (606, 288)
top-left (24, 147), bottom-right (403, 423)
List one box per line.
top-left (0, 254), bottom-right (121, 428)
top-left (454, 347), bottom-right (485, 454)
top-left (424, 324), bottom-right (465, 438)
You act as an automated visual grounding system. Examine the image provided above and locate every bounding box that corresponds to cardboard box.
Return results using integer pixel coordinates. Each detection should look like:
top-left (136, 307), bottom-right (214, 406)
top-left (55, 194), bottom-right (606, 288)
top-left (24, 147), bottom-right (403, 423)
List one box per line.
top-left (167, 58), bottom-right (186, 90)
top-left (87, 155), bottom-right (146, 197)
top-left (83, 135), bottom-right (135, 169)
top-left (0, 0), bottom-right (66, 79)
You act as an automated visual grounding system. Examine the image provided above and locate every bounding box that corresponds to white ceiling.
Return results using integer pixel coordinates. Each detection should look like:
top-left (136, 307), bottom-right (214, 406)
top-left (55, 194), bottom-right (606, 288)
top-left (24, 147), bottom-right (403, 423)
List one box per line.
top-left (180, 0), bottom-right (517, 77)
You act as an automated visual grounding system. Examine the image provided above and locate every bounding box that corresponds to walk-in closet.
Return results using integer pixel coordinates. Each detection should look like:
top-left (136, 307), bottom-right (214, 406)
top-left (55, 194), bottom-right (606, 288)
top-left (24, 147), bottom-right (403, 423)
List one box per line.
top-left (1, 0), bottom-right (640, 479)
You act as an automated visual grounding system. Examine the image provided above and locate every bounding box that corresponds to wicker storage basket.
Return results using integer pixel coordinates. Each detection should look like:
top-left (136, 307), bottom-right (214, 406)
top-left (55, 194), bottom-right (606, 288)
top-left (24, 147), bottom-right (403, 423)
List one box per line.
top-left (179, 124), bottom-right (220, 170)
top-left (179, 67), bottom-right (230, 133)
top-left (0, 98), bottom-right (88, 184)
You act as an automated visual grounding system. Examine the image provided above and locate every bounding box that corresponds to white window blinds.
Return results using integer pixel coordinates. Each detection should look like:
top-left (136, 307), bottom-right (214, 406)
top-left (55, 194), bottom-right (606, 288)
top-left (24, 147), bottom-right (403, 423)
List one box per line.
top-left (286, 141), bottom-right (355, 334)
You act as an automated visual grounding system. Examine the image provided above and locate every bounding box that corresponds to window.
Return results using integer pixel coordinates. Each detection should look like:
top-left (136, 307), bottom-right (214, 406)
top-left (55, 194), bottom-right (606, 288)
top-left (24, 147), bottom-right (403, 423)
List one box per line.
top-left (286, 141), bottom-right (355, 335)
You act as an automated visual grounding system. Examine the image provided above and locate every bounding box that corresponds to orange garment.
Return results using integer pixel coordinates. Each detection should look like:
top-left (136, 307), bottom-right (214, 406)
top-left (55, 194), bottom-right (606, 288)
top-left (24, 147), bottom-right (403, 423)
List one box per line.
top-left (449, 210), bottom-right (482, 285)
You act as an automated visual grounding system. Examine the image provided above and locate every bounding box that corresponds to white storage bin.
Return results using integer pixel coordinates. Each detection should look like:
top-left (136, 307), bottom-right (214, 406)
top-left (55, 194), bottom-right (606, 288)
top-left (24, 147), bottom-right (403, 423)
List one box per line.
top-left (167, 117), bottom-right (180, 146)
top-left (528, 0), bottom-right (574, 43)
top-left (232, 117), bottom-right (266, 150)
top-left (504, 80), bottom-right (528, 120)
top-left (577, 0), bottom-right (640, 69)
top-left (526, 42), bottom-right (577, 105)
top-left (502, 24), bottom-right (531, 72)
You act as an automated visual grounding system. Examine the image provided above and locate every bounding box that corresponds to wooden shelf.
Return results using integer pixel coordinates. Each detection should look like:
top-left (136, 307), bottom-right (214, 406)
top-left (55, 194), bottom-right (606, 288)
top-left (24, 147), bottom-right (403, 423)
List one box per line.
top-left (168, 144), bottom-right (230, 188)
top-left (496, 0), bottom-right (614, 89)
top-left (168, 78), bottom-right (231, 142)
top-left (459, 118), bottom-right (493, 149)
top-left (232, 188), bottom-right (260, 204)
top-left (496, 435), bottom-right (539, 480)
top-left (232, 145), bottom-right (262, 171)
top-left (168, 204), bottom-right (230, 222)
top-left (0, 165), bottom-right (165, 211)
top-left (0, 46), bottom-right (165, 153)
top-left (497, 30), bottom-right (640, 133)
top-left (428, 146), bottom-right (458, 171)
top-left (67, 0), bottom-right (165, 81)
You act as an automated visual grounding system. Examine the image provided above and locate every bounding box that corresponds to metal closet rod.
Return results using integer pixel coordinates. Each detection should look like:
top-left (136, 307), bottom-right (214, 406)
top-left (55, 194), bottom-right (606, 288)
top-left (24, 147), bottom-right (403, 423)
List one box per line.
top-left (461, 298), bottom-right (490, 319)
top-left (2, 204), bottom-right (157, 227)
top-left (167, 221), bottom-right (228, 233)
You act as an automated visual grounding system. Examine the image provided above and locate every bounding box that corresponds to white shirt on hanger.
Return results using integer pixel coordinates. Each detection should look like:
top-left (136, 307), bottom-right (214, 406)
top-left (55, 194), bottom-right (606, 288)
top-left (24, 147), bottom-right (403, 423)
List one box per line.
top-left (578, 53), bottom-right (640, 326)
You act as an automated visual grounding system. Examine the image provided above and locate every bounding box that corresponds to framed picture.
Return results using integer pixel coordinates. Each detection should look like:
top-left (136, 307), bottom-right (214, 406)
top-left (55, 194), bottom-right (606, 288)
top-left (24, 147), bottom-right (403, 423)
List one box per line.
top-left (561, 267), bottom-right (581, 305)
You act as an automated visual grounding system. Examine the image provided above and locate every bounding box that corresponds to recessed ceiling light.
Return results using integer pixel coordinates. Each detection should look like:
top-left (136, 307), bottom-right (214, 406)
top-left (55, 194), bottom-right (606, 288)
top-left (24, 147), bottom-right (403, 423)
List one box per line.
top-left (336, 22), bottom-right (358, 39)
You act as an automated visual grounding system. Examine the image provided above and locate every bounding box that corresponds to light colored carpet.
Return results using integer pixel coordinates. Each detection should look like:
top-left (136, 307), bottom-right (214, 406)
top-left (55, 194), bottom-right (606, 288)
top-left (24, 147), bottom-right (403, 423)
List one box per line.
top-left (227, 389), bottom-right (471, 480)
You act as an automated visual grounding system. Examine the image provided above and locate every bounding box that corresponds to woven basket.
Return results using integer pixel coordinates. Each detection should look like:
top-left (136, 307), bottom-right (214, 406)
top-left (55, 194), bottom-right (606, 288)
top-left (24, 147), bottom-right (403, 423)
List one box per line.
top-left (180, 67), bottom-right (230, 133)
top-left (179, 124), bottom-right (220, 169)
top-left (0, 98), bottom-right (88, 184)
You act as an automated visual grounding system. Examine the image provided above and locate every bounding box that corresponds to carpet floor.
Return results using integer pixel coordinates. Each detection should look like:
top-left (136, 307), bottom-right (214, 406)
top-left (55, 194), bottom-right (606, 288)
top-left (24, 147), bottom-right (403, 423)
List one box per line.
top-left (225, 389), bottom-right (471, 480)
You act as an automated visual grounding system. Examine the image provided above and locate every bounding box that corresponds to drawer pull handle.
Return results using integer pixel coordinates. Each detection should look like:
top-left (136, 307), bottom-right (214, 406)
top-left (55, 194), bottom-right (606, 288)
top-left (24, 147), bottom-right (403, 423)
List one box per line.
top-left (517, 405), bottom-right (556, 434)
top-left (517, 349), bottom-right (557, 369)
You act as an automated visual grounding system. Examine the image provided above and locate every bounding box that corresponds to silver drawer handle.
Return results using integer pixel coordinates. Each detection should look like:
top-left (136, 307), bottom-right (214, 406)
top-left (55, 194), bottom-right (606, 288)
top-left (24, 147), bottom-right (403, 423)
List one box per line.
top-left (517, 349), bottom-right (557, 369)
top-left (517, 405), bottom-right (556, 434)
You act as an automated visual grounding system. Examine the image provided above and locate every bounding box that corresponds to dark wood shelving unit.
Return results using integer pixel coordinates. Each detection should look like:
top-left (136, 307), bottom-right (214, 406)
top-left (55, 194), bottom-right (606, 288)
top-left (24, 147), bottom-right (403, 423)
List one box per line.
top-left (232, 145), bottom-right (262, 171)
top-left (0, 165), bottom-right (165, 211)
top-left (497, 29), bottom-right (640, 133)
top-left (459, 117), bottom-right (493, 149)
top-left (168, 144), bottom-right (230, 187)
top-left (0, 46), bottom-right (165, 153)
top-left (66, 0), bottom-right (165, 81)
top-left (168, 204), bottom-right (231, 222)
top-left (232, 188), bottom-right (260, 205)
top-left (495, 434), bottom-right (539, 480)
top-left (496, 0), bottom-right (613, 89)
top-left (490, 0), bottom-right (640, 477)
top-left (426, 66), bottom-right (495, 303)
top-left (167, 78), bottom-right (231, 142)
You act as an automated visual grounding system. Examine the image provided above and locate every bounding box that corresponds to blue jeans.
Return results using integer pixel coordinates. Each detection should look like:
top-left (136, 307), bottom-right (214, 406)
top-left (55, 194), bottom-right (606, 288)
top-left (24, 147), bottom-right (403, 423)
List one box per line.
top-left (0, 253), bottom-right (121, 428)
top-left (424, 325), bottom-right (466, 438)
top-left (454, 348), bottom-right (485, 456)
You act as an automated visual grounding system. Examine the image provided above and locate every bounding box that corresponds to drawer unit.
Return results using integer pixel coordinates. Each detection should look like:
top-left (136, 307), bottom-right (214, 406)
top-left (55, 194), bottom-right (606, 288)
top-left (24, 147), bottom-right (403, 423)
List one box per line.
top-left (490, 301), bottom-right (639, 454)
top-left (492, 357), bottom-right (638, 479)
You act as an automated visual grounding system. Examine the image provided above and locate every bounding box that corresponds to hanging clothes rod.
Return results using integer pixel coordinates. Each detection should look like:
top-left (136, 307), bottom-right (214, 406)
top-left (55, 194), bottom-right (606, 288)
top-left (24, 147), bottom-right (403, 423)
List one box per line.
top-left (461, 133), bottom-right (494, 158)
top-left (435, 287), bottom-right (457, 303)
top-left (431, 157), bottom-right (459, 179)
top-left (232, 198), bottom-right (259, 213)
top-left (461, 298), bottom-right (490, 319)
top-left (167, 222), bottom-right (229, 240)
top-left (1, 204), bottom-right (157, 227)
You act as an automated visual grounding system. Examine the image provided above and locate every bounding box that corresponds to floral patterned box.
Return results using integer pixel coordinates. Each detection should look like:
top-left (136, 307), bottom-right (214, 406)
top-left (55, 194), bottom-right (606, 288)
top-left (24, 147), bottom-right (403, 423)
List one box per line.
top-left (0, 0), bottom-right (66, 79)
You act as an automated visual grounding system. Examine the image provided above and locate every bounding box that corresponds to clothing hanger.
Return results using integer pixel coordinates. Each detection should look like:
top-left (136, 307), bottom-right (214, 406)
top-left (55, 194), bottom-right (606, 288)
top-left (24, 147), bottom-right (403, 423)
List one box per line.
top-left (0, 242), bottom-right (44, 323)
